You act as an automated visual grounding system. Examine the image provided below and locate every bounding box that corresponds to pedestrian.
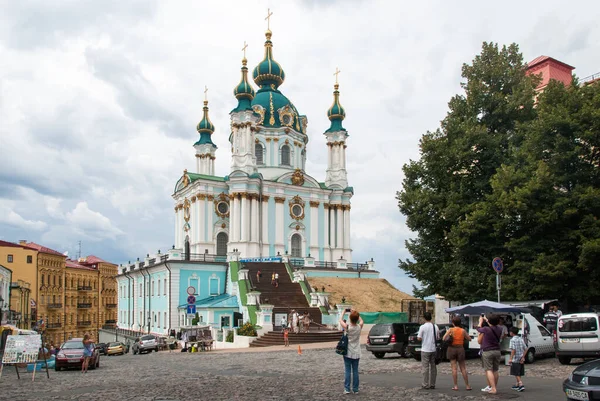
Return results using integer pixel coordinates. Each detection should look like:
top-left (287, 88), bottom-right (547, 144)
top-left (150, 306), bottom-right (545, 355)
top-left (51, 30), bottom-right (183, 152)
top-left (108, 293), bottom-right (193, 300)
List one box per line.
top-left (281, 315), bottom-right (288, 332)
top-left (271, 272), bottom-right (275, 286)
top-left (508, 327), bottom-right (528, 392)
top-left (291, 310), bottom-right (299, 334)
top-left (274, 272), bottom-right (279, 288)
top-left (498, 317), bottom-right (508, 340)
top-left (283, 327), bottom-right (290, 347)
top-left (554, 304), bottom-right (563, 318)
top-left (543, 305), bottom-right (559, 332)
top-left (417, 312), bottom-right (439, 390)
top-left (81, 333), bottom-right (94, 374)
top-left (339, 309), bottom-right (363, 394)
top-left (477, 314), bottom-right (503, 394)
top-left (256, 269), bottom-right (262, 283)
top-left (303, 312), bottom-right (311, 333)
top-left (443, 316), bottom-right (472, 391)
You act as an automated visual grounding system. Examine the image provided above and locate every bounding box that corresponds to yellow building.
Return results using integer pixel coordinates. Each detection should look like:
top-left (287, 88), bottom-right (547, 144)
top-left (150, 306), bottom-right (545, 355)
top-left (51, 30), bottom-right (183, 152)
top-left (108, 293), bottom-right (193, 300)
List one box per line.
top-left (0, 240), bottom-right (38, 328)
top-left (1, 240), bottom-right (117, 346)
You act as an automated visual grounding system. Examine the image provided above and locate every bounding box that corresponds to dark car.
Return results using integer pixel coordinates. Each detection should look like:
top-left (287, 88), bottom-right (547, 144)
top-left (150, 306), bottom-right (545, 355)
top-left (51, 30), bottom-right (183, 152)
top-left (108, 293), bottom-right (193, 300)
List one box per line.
top-left (563, 358), bottom-right (600, 400)
top-left (55, 338), bottom-right (100, 371)
top-left (96, 342), bottom-right (108, 355)
top-left (366, 323), bottom-right (421, 359)
top-left (407, 324), bottom-right (452, 361)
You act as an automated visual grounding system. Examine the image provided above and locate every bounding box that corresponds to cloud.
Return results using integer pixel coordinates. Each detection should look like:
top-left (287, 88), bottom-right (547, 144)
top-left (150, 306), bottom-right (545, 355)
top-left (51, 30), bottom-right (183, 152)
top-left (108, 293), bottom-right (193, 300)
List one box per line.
top-left (66, 202), bottom-right (123, 240)
top-left (0, 204), bottom-right (47, 231)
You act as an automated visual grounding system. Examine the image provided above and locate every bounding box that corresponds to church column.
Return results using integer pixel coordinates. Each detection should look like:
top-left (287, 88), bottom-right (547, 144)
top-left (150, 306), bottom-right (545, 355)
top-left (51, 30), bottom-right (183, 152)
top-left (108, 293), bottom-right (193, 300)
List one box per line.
top-left (198, 194), bottom-right (206, 244)
top-left (343, 205), bottom-right (351, 250)
top-left (342, 145), bottom-right (347, 170)
top-left (336, 204), bottom-right (343, 251)
top-left (310, 201), bottom-right (319, 256)
top-left (174, 207), bottom-right (179, 249)
top-left (231, 193), bottom-right (239, 243)
top-left (275, 197), bottom-right (285, 250)
top-left (240, 193), bottom-right (249, 242)
top-left (261, 195), bottom-right (270, 253)
top-left (323, 204), bottom-right (330, 250)
top-left (251, 194), bottom-right (259, 243)
top-left (207, 195), bottom-right (214, 248)
top-left (329, 205), bottom-right (336, 252)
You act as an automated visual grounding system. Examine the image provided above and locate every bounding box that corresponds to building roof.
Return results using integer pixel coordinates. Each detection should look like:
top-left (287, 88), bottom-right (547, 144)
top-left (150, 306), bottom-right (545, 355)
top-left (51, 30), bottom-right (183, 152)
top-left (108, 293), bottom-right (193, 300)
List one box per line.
top-left (0, 263), bottom-right (13, 274)
top-left (0, 240), bottom-right (37, 251)
top-left (527, 55), bottom-right (575, 70)
top-left (66, 259), bottom-right (96, 271)
top-left (82, 255), bottom-right (115, 265)
top-left (21, 242), bottom-right (65, 257)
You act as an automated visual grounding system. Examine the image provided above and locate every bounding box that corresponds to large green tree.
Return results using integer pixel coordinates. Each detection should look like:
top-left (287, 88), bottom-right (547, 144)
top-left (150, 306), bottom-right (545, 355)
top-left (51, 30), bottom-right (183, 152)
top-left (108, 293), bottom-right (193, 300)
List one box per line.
top-left (398, 42), bottom-right (600, 304)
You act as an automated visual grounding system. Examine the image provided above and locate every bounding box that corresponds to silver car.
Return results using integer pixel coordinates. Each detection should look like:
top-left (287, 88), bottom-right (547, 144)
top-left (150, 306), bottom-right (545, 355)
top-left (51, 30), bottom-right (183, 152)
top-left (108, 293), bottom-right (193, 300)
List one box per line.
top-left (132, 335), bottom-right (159, 354)
top-left (556, 313), bottom-right (600, 365)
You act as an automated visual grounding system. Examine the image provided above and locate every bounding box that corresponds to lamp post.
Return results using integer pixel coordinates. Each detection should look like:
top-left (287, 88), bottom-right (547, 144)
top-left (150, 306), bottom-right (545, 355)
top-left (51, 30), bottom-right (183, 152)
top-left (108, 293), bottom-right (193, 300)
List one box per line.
top-left (147, 317), bottom-right (151, 334)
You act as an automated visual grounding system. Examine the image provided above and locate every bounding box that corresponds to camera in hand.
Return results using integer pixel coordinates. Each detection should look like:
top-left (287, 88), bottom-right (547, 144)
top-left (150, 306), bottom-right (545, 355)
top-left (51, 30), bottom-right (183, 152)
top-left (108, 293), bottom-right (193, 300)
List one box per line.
top-left (345, 308), bottom-right (351, 312)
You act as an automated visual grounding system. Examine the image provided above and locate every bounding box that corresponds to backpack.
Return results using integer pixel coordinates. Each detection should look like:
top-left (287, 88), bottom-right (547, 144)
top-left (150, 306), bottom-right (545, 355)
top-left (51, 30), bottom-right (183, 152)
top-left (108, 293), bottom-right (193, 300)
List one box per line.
top-left (335, 332), bottom-right (348, 356)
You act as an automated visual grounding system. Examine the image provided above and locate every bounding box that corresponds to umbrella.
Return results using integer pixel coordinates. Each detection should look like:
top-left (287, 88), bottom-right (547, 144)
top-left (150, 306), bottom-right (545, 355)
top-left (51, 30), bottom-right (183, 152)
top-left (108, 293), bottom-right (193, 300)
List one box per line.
top-left (445, 300), bottom-right (528, 315)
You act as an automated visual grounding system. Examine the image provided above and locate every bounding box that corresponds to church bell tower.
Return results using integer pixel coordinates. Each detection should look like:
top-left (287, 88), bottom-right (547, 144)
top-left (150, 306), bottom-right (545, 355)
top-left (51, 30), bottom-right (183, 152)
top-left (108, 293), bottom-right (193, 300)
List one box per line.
top-left (324, 71), bottom-right (348, 190)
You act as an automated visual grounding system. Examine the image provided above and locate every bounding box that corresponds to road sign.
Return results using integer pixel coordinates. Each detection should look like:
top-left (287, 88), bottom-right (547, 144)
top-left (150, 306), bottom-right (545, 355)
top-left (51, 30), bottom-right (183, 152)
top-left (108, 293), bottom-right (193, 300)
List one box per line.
top-left (187, 286), bottom-right (196, 295)
top-left (186, 305), bottom-right (196, 316)
top-left (492, 257), bottom-right (504, 273)
top-left (187, 295), bottom-right (196, 305)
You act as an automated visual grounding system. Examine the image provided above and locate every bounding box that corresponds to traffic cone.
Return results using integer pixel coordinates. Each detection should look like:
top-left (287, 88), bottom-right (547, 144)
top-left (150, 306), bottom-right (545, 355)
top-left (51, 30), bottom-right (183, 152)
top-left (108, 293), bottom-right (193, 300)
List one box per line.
top-left (297, 345), bottom-right (302, 355)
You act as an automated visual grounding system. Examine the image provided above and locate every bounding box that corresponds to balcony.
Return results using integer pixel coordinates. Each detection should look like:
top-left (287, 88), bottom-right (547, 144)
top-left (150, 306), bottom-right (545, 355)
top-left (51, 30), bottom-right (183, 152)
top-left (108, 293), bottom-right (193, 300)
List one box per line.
top-left (47, 322), bottom-right (62, 329)
top-left (78, 286), bottom-right (93, 291)
top-left (47, 303), bottom-right (63, 309)
top-left (106, 303), bottom-right (117, 308)
top-left (77, 321), bottom-right (92, 327)
top-left (105, 319), bottom-right (116, 324)
top-left (77, 303), bottom-right (92, 309)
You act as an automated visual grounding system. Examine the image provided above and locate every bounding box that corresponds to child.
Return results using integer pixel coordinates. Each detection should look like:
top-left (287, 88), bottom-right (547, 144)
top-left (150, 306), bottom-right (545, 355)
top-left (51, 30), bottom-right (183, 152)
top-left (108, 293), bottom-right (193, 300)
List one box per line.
top-left (283, 327), bottom-right (290, 347)
top-left (508, 326), bottom-right (528, 392)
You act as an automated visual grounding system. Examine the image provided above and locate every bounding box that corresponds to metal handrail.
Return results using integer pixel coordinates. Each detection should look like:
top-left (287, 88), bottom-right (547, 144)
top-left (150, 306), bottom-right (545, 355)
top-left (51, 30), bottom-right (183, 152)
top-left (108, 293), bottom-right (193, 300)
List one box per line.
top-left (581, 72), bottom-right (600, 84)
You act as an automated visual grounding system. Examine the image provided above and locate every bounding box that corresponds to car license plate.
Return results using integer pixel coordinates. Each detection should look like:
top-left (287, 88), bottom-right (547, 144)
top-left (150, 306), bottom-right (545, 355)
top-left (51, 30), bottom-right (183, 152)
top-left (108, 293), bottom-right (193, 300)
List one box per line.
top-left (562, 338), bottom-right (580, 343)
top-left (68, 358), bottom-right (80, 363)
top-left (566, 389), bottom-right (589, 400)
top-left (415, 348), bottom-right (421, 352)
top-left (373, 339), bottom-right (385, 343)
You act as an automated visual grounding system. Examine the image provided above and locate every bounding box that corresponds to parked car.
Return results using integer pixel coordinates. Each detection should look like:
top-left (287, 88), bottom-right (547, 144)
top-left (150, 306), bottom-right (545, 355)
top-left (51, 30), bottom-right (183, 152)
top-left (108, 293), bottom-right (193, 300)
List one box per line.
top-left (556, 313), bottom-right (600, 365)
top-left (55, 339), bottom-right (100, 371)
top-left (107, 342), bottom-right (126, 356)
top-left (366, 323), bottom-right (421, 359)
top-left (96, 343), bottom-right (108, 355)
top-left (132, 335), bottom-right (159, 354)
top-left (562, 358), bottom-right (600, 400)
top-left (407, 324), bottom-right (452, 361)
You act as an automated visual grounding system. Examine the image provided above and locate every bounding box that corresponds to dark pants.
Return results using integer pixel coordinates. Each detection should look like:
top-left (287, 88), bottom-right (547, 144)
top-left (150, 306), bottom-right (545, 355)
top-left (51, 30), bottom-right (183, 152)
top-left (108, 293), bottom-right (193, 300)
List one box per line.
top-left (344, 356), bottom-right (359, 392)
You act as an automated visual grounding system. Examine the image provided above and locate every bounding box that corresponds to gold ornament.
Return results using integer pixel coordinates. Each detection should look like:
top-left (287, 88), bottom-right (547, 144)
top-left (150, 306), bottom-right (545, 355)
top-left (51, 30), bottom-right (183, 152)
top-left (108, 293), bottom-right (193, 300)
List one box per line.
top-left (291, 168), bottom-right (304, 186)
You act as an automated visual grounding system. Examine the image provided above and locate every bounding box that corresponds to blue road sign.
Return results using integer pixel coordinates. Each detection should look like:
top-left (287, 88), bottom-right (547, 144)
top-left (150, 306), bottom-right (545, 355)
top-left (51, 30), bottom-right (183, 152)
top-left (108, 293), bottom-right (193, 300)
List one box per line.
top-left (492, 257), bottom-right (504, 273)
top-left (186, 305), bottom-right (196, 315)
top-left (187, 295), bottom-right (196, 305)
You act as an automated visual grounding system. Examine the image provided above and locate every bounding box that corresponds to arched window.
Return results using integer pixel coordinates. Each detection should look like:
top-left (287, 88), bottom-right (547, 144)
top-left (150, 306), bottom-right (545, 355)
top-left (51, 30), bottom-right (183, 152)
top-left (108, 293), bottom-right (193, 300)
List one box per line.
top-left (184, 236), bottom-right (190, 261)
top-left (301, 149), bottom-right (306, 170)
top-left (291, 234), bottom-right (302, 258)
top-left (216, 232), bottom-right (228, 256)
top-left (281, 145), bottom-right (290, 166)
top-left (255, 143), bottom-right (264, 165)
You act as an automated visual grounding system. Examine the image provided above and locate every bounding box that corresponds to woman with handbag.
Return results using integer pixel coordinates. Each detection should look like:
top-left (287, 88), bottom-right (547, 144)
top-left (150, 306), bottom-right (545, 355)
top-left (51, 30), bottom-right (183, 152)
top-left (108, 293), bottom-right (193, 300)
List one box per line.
top-left (339, 309), bottom-right (363, 394)
top-left (443, 317), bottom-right (472, 391)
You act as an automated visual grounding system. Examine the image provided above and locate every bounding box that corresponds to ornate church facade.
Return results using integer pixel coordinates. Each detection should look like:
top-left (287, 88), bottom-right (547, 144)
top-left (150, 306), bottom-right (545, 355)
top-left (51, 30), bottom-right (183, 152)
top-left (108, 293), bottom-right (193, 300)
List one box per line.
top-left (172, 27), bottom-right (353, 263)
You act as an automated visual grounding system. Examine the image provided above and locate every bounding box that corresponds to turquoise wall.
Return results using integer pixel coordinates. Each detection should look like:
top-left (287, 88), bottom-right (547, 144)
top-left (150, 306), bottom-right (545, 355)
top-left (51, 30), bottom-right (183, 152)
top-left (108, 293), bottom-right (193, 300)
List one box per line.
top-left (179, 267), bottom-right (227, 306)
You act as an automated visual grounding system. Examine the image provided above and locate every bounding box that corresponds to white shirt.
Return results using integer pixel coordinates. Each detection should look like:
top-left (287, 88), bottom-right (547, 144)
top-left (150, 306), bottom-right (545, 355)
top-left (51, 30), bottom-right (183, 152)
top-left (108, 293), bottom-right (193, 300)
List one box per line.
top-left (275, 273), bottom-right (279, 279)
top-left (418, 322), bottom-right (438, 353)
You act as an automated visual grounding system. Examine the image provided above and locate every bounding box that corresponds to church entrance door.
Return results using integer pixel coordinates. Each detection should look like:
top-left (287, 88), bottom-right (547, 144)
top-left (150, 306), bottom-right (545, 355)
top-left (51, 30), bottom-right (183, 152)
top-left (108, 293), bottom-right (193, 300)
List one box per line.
top-left (216, 232), bottom-right (228, 256)
top-left (291, 234), bottom-right (302, 258)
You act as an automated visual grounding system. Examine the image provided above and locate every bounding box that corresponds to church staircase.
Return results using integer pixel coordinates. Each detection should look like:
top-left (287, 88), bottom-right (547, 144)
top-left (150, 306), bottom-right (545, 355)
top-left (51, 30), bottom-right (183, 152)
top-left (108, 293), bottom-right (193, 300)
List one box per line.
top-left (243, 262), bottom-right (340, 346)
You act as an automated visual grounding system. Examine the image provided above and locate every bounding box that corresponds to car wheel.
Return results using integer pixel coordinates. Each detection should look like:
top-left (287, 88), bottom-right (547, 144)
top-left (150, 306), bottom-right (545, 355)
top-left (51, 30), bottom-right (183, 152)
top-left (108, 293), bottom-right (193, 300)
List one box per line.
top-left (155, 348), bottom-right (159, 353)
top-left (96, 359), bottom-right (99, 368)
top-left (525, 348), bottom-right (535, 364)
top-left (373, 352), bottom-right (385, 359)
top-left (399, 344), bottom-right (409, 358)
top-left (558, 356), bottom-right (571, 365)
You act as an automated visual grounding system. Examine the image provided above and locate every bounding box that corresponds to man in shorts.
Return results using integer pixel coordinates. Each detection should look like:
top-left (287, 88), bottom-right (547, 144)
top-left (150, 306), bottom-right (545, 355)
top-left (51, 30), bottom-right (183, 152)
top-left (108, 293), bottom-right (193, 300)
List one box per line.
top-left (477, 314), bottom-right (503, 394)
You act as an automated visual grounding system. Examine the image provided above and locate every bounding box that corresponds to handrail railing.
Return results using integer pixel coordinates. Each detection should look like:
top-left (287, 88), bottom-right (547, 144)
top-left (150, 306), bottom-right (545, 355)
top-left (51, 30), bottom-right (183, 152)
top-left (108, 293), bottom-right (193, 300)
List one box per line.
top-left (581, 72), bottom-right (600, 84)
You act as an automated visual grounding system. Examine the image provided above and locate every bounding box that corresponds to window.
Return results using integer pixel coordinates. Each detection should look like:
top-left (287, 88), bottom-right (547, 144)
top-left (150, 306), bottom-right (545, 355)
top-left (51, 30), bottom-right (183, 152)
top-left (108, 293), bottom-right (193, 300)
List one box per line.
top-left (152, 280), bottom-right (155, 296)
top-left (255, 143), bottom-right (264, 165)
top-left (41, 274), bottom-right (45, 285)
top-left (209, 278), bottom-right (219, 296)
top-left (189, 278), bottom-right (199, 295)
top-left (281, 145), bottom-right (290, 166)
top-left (301, 149), bottom-right (306, 170)
top-left (157, 313), bottom-right (160, 328)
top-left (164, 312), bottom-right (167, 329)
top-left (158, 279), bottom-right (161, 296)
top-left (139, 311), bottom-right (142, 326)
top-left (7, 254), bottom-right (13, 263)
top-left (27, 255), bottom-right (32, 264)
top-left (291, 233), bottom-right (302, 258)
top-left (216, 232), bottom-right (228, 256)
top-left (164, 279), bottom-right (167, 296)
top-left (139, 283), bottom-right (142, 297)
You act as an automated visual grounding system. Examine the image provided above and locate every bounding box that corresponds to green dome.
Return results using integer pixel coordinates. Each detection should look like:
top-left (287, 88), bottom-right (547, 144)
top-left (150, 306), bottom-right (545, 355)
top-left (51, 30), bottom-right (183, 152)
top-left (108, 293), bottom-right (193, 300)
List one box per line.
top-left (326, 83), bottom-right (346, 133)
top-left (251, 88), bottom-right (305, 133)
top-left (195, 101), bottom-right (216, 146)
top-left (232, 58), bottom-right (255, 113)
top-left (252, 31), bottom-right (285, 89)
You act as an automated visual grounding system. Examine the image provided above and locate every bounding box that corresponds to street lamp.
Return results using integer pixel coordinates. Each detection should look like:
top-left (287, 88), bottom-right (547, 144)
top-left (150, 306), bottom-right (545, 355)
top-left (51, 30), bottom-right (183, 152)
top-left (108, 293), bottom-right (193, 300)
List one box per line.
top-left (147, 317), bottom-right (151, 334)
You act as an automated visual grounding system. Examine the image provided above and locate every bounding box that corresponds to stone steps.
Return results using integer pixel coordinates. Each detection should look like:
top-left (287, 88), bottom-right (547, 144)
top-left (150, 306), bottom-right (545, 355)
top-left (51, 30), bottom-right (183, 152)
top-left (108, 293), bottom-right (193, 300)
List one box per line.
top-left (249, 330), bottom-right (343, 347)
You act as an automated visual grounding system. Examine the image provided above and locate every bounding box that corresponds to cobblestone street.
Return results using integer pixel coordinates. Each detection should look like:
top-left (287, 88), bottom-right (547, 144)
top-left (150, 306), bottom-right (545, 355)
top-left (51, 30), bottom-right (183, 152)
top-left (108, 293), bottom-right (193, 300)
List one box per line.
top-left (0, 346), bottom-right (574, 400)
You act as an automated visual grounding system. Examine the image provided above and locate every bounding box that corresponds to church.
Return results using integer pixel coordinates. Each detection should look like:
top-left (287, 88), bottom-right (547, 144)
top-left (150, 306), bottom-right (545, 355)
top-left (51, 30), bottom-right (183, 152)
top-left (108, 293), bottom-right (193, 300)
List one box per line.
top-left (172, 25), bottom-right (353, 263)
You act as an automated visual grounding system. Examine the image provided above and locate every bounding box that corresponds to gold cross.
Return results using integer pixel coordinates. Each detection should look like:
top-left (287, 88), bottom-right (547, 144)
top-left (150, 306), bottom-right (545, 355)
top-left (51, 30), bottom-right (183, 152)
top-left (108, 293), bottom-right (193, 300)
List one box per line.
top-left (334, 67), bottom-right (341, 84)
top-left (242, 41), bottom-right (248, 58)
top-left (204, 86), bottom-right (208, 102)
top-left (265, 8), bottom-right (273, 30)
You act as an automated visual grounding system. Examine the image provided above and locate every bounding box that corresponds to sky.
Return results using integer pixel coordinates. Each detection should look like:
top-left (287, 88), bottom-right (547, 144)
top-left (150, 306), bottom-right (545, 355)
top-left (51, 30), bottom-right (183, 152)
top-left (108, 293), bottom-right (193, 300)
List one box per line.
top-left (1, 1), bottom-right (599, 295)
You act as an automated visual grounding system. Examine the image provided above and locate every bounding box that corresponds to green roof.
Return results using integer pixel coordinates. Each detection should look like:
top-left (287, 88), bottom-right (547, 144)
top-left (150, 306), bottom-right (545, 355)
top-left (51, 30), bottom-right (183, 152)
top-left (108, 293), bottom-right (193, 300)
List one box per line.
top-left (319, 182), bottom-right (328, 189)
top-left (252, 32), bottom-right (285, 89)
top-left (188, 173), bottom-right (225, 183)
top-left (325, 83), bottom-right (346, 133)
top-left (343, 186), bottom-right (354, 193)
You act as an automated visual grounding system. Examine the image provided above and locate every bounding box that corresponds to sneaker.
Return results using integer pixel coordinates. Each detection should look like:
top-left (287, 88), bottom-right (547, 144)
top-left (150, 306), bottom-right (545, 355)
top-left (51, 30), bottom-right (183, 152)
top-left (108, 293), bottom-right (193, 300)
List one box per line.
top-left (517, 386), bottom-right (525, 392)
top-left (353, 391), bottom-right (359, 394)
top-left (344, 390), bottom-right (351, 394)
top-left (481, 386), bottom-right (492, 392)
top-left (511, 385), bottom-right (520, 390)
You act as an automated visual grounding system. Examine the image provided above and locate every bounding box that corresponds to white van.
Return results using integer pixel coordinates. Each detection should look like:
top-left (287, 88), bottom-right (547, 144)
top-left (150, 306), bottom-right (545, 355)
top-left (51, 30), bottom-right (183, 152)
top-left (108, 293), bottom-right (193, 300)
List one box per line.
top-left (555, 313), bottom-right (600, 365)
top-left (464, 313), bottom-right (555, 363)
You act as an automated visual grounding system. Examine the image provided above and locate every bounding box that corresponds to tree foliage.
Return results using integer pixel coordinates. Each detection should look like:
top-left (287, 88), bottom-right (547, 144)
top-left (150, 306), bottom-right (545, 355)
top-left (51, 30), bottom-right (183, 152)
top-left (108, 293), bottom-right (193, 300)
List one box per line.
top-left (397, 42), bottom-right (600, 305)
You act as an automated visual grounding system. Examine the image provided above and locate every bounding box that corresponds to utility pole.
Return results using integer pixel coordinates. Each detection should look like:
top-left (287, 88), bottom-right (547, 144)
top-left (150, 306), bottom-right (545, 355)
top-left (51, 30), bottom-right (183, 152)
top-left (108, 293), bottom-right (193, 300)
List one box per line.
top-left (77, 241), bottom-right (82, 260)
